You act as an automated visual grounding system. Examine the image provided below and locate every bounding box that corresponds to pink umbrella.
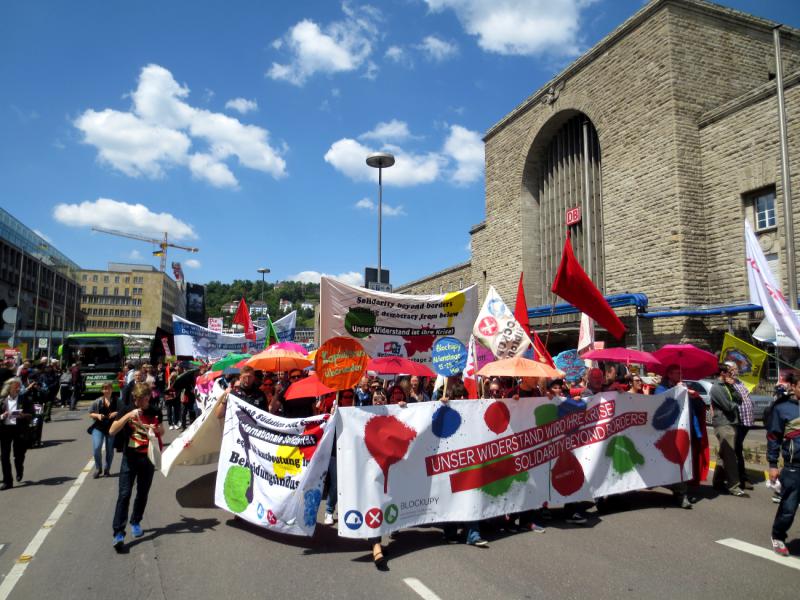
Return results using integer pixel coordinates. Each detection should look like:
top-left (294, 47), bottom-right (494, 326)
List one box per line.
top-left (582, 348), bottom-right (661, 366)
top-left (367, 356), bottom-right (436, 378)
top-left (648, 344), bottom-right (718, 380)
top-left (267, 341), bottom-right (308, 355)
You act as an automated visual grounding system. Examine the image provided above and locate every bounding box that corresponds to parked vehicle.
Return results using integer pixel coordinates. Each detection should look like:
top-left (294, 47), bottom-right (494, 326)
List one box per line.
top-left (683, 379), bottom-right (771, 425)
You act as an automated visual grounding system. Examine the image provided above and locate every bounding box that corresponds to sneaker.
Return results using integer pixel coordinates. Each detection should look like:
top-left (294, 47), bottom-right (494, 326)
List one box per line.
top-left (131, 523), bottom-right (143, 538)
top-left (93, 470), bottom-right (101, 479)
top-left (772, 493), bottom-right (782, 504)
top-left (771, 539), bottom-right (789, 556)
top-left (468, 537), bottom-right (489, 548)
top-left (565, 512), bottom-right (588, 525)
top-left (323, 513), bottom-right (334, 525)
top-left (113, 532), bottom-right (125, 551)
top-left (680, 496), bottom-right (692, 510)
top-left (729, 488), bottom-right (749, 498)
top-left (526, 523), bottom-right (546, 533)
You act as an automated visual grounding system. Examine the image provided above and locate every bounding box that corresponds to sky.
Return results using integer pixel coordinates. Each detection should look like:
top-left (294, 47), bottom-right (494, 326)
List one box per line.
top-left (2, 0), bottom-right (798, 288)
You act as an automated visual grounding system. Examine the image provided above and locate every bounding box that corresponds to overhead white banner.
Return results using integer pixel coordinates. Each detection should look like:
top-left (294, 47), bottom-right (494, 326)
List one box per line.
top-left (214, 396), bottom-right (334, 536)
top-left (173, 314), bottom-right (266, 360)
top-left (320, 277), bottom-right (478, 366)
top-left (472, 286), bottom-right (531, 359)
top-left (336, 389), bottom-right (691, 538)
top-left (745, 219), bottom-right (800, 347)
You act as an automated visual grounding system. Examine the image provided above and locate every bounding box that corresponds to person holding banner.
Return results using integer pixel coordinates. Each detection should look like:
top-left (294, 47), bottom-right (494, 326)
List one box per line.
top-left (214, 366), bottom-right (266, 419)
top-left (109, 383), bottom-right (163, 551)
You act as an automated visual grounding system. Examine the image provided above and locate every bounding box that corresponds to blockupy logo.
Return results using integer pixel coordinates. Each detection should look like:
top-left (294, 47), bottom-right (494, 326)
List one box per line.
top-left (344, 307), bottom-right (376, 338)
top-left (383, 503), bottom-right (399, 524)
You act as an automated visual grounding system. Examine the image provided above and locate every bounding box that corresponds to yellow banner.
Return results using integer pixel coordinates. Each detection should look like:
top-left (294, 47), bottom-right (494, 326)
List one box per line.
top-left (719, 333), bottom-right (768, 391)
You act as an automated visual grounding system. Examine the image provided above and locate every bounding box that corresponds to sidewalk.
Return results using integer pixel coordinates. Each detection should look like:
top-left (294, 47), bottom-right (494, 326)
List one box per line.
top-left (706, 425), bottom-right (771, 482)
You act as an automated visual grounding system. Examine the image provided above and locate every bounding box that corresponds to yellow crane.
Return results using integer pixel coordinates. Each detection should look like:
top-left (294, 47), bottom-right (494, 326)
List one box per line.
top-left (91, 227), bottom-right (199, 273)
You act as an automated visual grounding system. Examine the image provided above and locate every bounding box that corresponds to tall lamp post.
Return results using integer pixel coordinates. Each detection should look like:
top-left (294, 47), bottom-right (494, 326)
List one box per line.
top-left (366, 152), bottom-right (395, 287)
top-left (257, 267), bottom-right (270, 303)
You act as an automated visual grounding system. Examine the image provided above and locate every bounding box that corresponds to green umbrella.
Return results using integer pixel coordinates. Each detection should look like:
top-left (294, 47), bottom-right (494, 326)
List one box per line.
top-left (211, 353), bottom-right (251, 371)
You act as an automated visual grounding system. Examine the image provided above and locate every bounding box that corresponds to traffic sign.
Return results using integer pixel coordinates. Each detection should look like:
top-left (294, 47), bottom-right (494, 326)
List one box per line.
top-left (38, 338), bottom-right (48, 349)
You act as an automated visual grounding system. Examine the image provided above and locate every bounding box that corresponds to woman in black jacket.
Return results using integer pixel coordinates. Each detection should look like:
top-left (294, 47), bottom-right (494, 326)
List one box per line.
top-left (0, 377), bottom-right (34, 489)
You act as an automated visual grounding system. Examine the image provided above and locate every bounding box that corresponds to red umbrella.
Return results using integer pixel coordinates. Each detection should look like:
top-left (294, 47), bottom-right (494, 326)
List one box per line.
top-left (366, 356), bottom-right (436, 378)
top-left (284, 373), bottom-right (335, 400)
top-left (582, 348), bottom-right (661, 366)
top-left (648, 344), bottom-right (718, 380)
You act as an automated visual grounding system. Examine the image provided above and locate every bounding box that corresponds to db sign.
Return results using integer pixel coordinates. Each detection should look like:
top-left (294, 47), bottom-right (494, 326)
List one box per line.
top-left (566, 207), bottom-right (581, 226)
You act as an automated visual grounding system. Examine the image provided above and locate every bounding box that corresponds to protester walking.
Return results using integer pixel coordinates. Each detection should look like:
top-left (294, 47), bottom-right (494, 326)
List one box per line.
top-left (767, 372), bottom-right (800, 556)
top-left (89, 383), bottom-right (118, 478)
top-left (710, 366), bottom-right (747, 497)
top-left (69, 362), bottom-right (82, 410)
top-left (0, 378), bottom-right (33, 489)
top-left (725, 362), bottom-right (755, 490)
top-left (110, 382), bottom-right (163, 550)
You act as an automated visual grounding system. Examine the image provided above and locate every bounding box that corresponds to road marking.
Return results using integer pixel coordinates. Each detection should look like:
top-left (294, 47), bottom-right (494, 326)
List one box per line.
top-left (403, 578), bottom-right (443, 600)
top-left (0, 458), bottom-right (94, 600)
top-left (716, 538), bottom-right (800, 571)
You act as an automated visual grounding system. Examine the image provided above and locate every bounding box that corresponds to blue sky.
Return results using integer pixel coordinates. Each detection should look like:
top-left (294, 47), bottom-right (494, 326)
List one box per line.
top-left (2, 0), bottom-right (798, 287)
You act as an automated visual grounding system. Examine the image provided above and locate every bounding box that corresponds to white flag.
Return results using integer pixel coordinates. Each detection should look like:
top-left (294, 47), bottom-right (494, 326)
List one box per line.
top-left (473, 286), bottom-right (531, 359)
top-left (745, 219), bottom-right (800, 348)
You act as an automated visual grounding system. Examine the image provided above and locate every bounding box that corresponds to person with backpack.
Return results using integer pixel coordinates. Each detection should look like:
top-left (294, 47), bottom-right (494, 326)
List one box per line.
top-left (88, 383), bottom-right (117, 478)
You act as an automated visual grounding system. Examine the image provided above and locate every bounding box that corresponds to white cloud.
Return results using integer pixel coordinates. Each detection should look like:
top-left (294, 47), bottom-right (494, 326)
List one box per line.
top-left (127, 249), bottom-right (143, 260)
top-left (354, 197), bottom-right (406, 216)
top-left (288, 270), bottom-right (364, 286)
top-left (359, 119), bottom-right (413, 142)
top-left (443, 124), bottom-right (484, 184)
top-left (53, 198), bottom-right (198, 241)
top-left (418, 35), bottom-right (458, 61)
top-left (184, 258), bottom-right (202, 269)
top-left (225, 98), bottom-right (258, 114)
top-left (33, 229), bottom-right (53, 244)
top-left (384, 45), bottom-right (412, 67)
top-left (74, 64), bottom-right (286, 187)
top-left (268, 3), bottom-right (381, 85)
top-left (324, 138), bottom-right (443, 187)
top-left (424, 0), bottom-right (590, 57)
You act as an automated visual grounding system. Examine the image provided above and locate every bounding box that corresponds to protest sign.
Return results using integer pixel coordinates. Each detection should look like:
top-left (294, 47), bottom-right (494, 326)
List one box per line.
top-left (208, 317), bottom-right (223, 333)
top-left (314, 337), bottom-right (368, 390)
top-left (162, 389), bottom-right (224, 477)
top-left (473, 286), bottom-right (531, 359)
top-left (719, 332), bottom-right (767, 391)
top-left (215, 396), bottom-right (334, 536)
top-left (431, 337), bottom-right (467, 376)
top-left (173, 314), bottom-right (266, 360)
top-left (336, 388), bottom-right (691, 538)
top-left (319, 277), bottom-right (477, 367)
top-left (274, 311), bottom-right (297, 342)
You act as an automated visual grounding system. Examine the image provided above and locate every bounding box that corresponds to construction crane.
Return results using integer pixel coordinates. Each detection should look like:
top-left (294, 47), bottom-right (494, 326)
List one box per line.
top-left (91, 227), bottom-right (199, 273)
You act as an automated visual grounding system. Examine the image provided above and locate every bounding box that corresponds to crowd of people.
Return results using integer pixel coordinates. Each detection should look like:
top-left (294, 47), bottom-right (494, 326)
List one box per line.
top-left (0, 351), bottom-right (797, 563)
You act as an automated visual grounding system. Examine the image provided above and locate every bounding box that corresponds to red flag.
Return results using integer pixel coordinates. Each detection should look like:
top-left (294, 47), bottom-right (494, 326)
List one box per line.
top-left (551, 235), bottom-right (626, 340)
top-left (233, 297), bottom-right (256, 341)
top-left (515, 273), bottom-right (555, 367)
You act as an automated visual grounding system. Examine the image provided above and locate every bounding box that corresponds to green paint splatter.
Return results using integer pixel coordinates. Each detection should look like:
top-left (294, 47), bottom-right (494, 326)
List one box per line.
top-left (605, 436), bottom-right (645, 474)
top-left (535, 404), bottom-right (559, 426)
top-left (458, 456), bottom-right (529, 498)
top-left (224, 465), bottom-right (252, 513)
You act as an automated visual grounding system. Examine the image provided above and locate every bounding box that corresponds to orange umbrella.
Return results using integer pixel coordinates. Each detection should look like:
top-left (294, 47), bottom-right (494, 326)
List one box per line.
top-left (246, 348), bottom-right (311, 372)
top-left (477, 356), bottom-right (563, 379)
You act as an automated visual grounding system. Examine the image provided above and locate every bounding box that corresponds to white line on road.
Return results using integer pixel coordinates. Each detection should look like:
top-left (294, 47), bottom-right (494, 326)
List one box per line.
top-left (716, 538), bottom-right (800, 571)
top-left (0, 459), bottom-right (94, 600)
top-left (403, 578), bottom-right (443, 600)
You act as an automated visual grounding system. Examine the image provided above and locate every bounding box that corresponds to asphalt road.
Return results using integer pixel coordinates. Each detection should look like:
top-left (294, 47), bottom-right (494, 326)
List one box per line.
top-left (1, 405), bottom-right (798, 600)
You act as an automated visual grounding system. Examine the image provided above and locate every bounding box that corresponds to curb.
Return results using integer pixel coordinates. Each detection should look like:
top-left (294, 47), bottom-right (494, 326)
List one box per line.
top-left (707, 460), bottom-right (770, 483)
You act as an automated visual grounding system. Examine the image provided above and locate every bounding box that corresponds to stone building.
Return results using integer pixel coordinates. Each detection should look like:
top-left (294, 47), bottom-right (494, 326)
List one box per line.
top-left (396, 0), bottom-right (800, 357)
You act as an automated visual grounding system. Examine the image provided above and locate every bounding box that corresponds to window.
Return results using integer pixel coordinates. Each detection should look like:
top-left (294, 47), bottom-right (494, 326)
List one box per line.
top-left (92, 274), bottom-right (98, 282)
top-left (114, 287), bottom-right (119, 296)
top-left (125, 277), bottom-right (130, 283)
top-left (103, 287), bottom-right (108, 295)
top-left (82, 274), bottom-right (87, 281)
top-left (752, 188), bottom-right (776, 231)
top-left (92, 286), bottom-right (97, 295)
top-left (103, 275), bottom-right (109, 283)
top-left (114, 276), bottom-right (120, 283)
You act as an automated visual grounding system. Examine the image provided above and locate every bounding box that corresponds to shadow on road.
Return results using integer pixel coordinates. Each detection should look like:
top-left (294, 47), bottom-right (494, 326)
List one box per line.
top-left (121, 516), bottom-right (220, 552)
top-left (21, 476), bottom-right (76, 487)
top-left (176, 472), bottom-right (217, 509)
top-left (37, 438), bottom-right (77, 448)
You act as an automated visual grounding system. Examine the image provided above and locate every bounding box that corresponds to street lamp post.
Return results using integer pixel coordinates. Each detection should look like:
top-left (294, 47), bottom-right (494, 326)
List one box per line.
top-left (257, 267), bottom-right (270, 304)
top-left (366, 152), bottom-right (395, 287)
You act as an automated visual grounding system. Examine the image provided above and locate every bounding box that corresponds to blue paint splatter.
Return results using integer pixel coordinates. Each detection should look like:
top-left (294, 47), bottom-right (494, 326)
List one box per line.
top-left (652, 397), bottom-right (680, 431)
top-left (304, 489), bottom-right (322, 527)
top-left (432, 404), bottom-right (461, 438)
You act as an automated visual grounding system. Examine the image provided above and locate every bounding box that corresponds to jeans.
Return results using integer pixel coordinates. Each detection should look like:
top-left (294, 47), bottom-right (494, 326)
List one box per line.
top-left (325, 456), bottom-right (337, 515)
top-left (772, 464), bottom-right (799, 542)
top-left (113, 452), bottom-right (155, 535)
top-left (166, 400), bottom-right (181, 427)
top-left (734, 425), bottom-right (751, 483)
top-left (0, 425), bottom-right (27, 485)
top-left (712, 424), bottom-right (740, 491)
top-left (70, 384), bottom-right (80, 410)
top-left (91, 428), bottom-right (115, 472)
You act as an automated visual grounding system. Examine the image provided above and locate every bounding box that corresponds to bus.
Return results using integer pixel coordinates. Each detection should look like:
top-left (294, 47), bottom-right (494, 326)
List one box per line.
top-left (60, 333), bottom-right (126, 395)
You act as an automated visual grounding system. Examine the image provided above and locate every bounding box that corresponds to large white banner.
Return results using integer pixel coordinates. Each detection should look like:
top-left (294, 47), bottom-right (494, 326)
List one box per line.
top-left (161, 393), bottom-right (224, 477)
top-left (173, 314), bottom-right (266, 360)
top-left (274, 310), bottom-right (297, 342)
top-left (336, 389), bottom-right (691, 538)
top-left (214, 396), bottom-right (334, 536)
top-left (319, 277), bottom-right (478, 366)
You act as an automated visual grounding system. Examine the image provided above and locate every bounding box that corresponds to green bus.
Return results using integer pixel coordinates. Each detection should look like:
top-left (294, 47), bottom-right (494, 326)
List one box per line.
top-left (60, 333), bottom-right (126, 395)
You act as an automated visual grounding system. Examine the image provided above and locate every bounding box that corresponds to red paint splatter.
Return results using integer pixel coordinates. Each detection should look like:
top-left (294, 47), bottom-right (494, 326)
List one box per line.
top-left (299, 422), bottom-right (325, 461)
top-left (484, 401), bottom-right (510, 434)
top-left (403, 328), bottom-right (436, 357)
top-left (551, 451), bottom-right (584, 497)
top-left (655, 429), bottom-right (690, 465)
top-left (364, 415), bottom-right (417, 493)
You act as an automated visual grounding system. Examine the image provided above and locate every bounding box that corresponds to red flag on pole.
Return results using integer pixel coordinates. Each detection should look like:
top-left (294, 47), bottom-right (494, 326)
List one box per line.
top-left (515, 273), bottom-right (555, 367)
top-left (233, 297), bottom-right (256, 341)
top-left (551, 235), bottom-right (626, 340)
